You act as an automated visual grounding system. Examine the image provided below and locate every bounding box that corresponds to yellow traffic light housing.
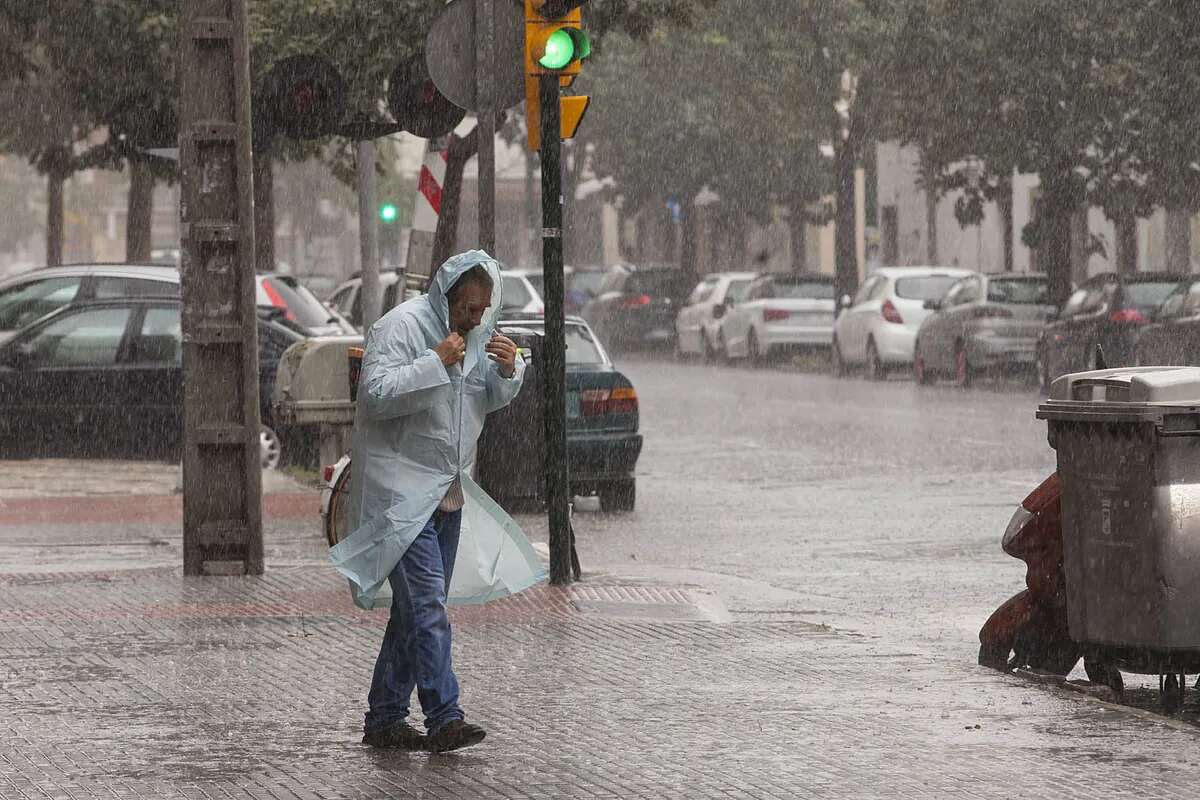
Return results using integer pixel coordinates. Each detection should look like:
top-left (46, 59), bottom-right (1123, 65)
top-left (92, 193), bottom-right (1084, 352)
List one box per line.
top-left (525, 0), bottom-right (591, 151)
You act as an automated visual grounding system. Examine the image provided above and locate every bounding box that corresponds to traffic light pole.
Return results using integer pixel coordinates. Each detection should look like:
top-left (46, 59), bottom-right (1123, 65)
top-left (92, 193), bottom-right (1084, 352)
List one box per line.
top-left (538, 72), bottom-right (575, 586)
top-left (179, 0), bottom-right (263, 576)
top-left (475, 0), bottom-right (497, 254)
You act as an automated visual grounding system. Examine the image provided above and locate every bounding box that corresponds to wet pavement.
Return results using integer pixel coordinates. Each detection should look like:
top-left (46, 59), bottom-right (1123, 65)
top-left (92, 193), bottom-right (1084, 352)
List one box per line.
top-left (3, 356), bottom-right (1200, 798)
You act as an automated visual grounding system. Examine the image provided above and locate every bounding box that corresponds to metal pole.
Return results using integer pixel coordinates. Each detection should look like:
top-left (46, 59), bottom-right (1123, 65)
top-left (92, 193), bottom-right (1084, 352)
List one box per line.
top-left (539, 73), bottom-right (571, 586)
top-left (476, 0), bottom-right (497, 253)
top-left (179, 0), bottom-right (263, 576)
top-left (357, 139), bottom-right (382, 329)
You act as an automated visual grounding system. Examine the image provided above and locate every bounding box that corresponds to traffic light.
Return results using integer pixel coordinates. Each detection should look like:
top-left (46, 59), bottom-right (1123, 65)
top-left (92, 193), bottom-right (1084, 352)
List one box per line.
top-left (379, 202), bottom-right (399, 224)
top-left (257, 55), bottom-right (348, 141)
top-left (525, 0), bottom-right (592, 151)
top-left (387, 54), bottom-right (466, 140)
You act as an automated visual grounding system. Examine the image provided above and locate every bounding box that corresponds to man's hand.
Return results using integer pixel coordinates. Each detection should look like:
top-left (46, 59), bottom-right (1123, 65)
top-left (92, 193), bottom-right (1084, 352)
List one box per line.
top-left (434, 332), bottom-right (466, 367)
top-left (486, 334), bottom-right (518, 378)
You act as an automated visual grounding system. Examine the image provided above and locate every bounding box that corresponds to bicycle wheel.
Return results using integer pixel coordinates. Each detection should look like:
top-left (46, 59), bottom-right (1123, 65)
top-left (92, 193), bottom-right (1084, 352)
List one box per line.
top-left (325, 458), bottom-right (352, 548)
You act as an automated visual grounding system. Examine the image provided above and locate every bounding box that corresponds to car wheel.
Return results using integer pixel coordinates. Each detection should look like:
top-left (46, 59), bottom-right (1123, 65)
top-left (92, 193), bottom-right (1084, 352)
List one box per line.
top-left (260, 424), bottom-right (282, 470)
top-left (954, 343), bottom-right (973, 389)
top-left (1036, 349), bottom-right (1051, 393)
top-left (747, 329), bottom-right (764, 365)
top-left (865, 339), bottom-right (886, 381)
top-left (831, 338), bottom-right (847, 378)
top-left (913, 352), bottom-right (934, 385)
top-left (599, 479), bottom-right (635, 513)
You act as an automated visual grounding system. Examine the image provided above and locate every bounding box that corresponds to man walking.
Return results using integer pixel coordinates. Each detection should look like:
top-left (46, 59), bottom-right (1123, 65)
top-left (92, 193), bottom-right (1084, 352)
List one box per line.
top-left (332, 251), bottom-right (526, 753)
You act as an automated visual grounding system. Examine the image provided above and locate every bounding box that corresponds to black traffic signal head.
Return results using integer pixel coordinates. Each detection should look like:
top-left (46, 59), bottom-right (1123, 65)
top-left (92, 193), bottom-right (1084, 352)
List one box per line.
top-left (387, 54), bottom-right (465, 139)
top-left (259, 54), bottom-right (348, 140)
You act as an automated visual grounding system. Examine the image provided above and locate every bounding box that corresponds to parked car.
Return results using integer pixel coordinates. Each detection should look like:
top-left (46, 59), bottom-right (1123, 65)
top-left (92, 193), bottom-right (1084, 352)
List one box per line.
top-left (1036, 272), bottom-right (1183, 387)
top-left (0, 263), bottom-right (353, 344)
top-left (581, 263), bottom-right (692, 350)
top-left (720, 273), bottom-right (836, 361)
top-left (476, 313), bottom-right (642, 511)
top-left (1133, 278), bottom-right (1200, 366)
top-left (565, 265), bottom-right (608, 314)
top-left (674, 271), bottom-right (756, 359)
top-left (832, 266), bottom-right (974, 379)
top-left (500, 269), bottom-right (545, 315)
top-left (0, 297), bottom-right (306, 465)
top-left (913, 273), bottom-right (1054, 386)
top-left (326, 271), bottom-right (422, 331)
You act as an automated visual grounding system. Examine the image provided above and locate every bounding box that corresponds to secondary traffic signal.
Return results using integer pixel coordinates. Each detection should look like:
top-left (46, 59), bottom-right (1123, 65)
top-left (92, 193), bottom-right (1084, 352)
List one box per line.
top-left (387, 54), bottom-right (466, 140)
top-left (379, 202), bottom-right (399, 224)
top-left (525, 0), bottom-right (592, 150)
top-left (258, 55), bottom-right (348, 141)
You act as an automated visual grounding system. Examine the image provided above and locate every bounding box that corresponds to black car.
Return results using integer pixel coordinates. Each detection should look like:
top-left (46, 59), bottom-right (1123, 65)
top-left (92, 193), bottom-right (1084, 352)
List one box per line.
top-left (0, 297), bottom-right (305, 463)
top-left (1036, 272), bottom-right (1183, 387)
top-left (581, 263), bottom-right (692, 350)
top-left (1135, 278), bottom-right (1200, 366)
top-left (476, 314), bottom-right (643, 512)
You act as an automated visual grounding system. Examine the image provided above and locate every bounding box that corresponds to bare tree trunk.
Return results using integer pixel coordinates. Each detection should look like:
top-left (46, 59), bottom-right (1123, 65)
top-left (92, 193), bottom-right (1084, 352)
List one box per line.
top-left (1165, 207), bottom-right (1191, 273)
top-left (924, 180), bottom-right (938, 264)
top-left (998, 174), bottom-right (1014, 272)
top-left (126, 161), bottom-right (155, 262)
top-left (46, 171), bottom-right (64, 266)
top-left (1114, 212), bottom-right (1137, 275)
top-left (679, 196), bottom-right (698, 280)
top-left (430, 127), bottom-right (480, 284)
top-left (253, 152), bottom-right (274, 273)
top-left (789, 206), bottom-right (808, 272)
top-left (834, 139), bottom-right (859, 301)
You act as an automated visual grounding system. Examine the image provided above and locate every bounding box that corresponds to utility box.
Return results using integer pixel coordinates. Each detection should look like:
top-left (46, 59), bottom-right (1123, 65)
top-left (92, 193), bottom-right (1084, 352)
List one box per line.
top-left (1037, 366), bottom-right (1200, 659)
top-left (273, 335), bottom-right (364, 466)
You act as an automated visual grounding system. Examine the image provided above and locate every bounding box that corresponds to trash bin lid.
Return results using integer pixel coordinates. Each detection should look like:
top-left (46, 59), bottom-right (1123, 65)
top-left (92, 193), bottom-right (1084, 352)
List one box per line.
top-left (1038, 366), bottom-right (1200, 429)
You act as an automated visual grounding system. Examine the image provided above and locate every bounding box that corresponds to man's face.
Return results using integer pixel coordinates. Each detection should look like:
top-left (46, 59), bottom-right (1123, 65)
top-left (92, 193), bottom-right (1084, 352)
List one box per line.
top-left (449, 280), bottom-right (492, 335)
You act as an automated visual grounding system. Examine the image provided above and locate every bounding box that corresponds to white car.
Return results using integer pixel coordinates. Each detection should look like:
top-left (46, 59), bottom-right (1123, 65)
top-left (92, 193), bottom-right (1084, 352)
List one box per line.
top-left (674, 271), bottom-right (756, 359)
top-left (832, 266), bottom-right (974, 379)
top-left (721, 273), bottom-right (837, 361)
top-left (500, 270), bottom-right (545, 315)
top-left (326, 272), bottom-right (418, 331)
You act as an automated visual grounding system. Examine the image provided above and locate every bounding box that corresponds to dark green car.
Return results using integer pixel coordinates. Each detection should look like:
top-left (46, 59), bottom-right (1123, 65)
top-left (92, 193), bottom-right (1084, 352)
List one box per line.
top-left (476, 314), bottom-right (643, 512)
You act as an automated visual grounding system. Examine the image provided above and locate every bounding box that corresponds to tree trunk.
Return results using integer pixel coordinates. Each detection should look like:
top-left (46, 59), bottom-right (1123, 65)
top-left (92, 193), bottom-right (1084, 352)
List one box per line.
top-left (1040, 197), bottom-right (1075, 309)
top-left (924, 180), bottom-right (938, 264)
top-left (789, 206), bottom-right (808, 273)
top-left (253, 152), bottom-right (275, 273)
top-left (679, 196), bottom-right (697, 280)
top-left (998, 174), bottom-right (1014, 273)
top-left (1164, 207), bottom-right (1191, 273)
top-left (46, 170), bottom-right (64, 266)
top-left (430, 127), bottom-right (480, 285)
top-left (834, 139), bottom-right (859, 302)
top-left (126, 161), bottom-right (155, 262)
top-left (1114, 212), bottom-right (1137, 275)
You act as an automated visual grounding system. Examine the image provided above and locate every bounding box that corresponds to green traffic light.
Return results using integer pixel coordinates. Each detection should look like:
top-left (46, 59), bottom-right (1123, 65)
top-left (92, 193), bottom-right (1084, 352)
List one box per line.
top-left (379, 203), bottom-right (398, 223)
top-left (539, 29), bottom-right (576, 70)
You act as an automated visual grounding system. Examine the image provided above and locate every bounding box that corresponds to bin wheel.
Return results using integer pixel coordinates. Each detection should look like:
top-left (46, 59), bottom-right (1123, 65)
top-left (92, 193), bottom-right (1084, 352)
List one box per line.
top-left (599, 479), bottom-right (636, 513)
top-left (1084, 659), bottom-right (1124, 695)
top-left (1161, 673), bottom-right (1185, 713)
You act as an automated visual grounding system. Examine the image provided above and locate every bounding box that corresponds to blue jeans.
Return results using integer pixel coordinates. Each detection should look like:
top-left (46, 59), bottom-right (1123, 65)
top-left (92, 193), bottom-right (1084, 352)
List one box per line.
top-left (364, 508), bottom-right (463, 734)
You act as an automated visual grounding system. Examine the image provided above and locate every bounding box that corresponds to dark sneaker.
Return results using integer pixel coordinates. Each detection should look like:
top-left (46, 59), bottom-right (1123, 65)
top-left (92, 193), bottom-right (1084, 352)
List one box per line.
top-left (362, 721), bottom-right (428, 751)
top-left (428, 719), bottom-right (486, 753)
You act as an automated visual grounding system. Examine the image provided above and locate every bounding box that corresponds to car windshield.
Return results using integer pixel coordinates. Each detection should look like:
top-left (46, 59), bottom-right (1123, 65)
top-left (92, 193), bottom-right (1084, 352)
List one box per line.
top-left (628, 271), bottom-right (684, 297)
top-left (509, 323), bottom-right (606, 365)
top-left (894, 275), bottom-right (961, 301)
top-left (1126, 281), bottom-right (1181, 311)
top-left (258, 276), bottom-right (334, 329)
top-left (502, 275), bottom-right (533, 309)
top-left (726, 279), bottom-right (753, 303)
top-left (774, 279), bottom-right (834, 300)
top-left (525, 273), bottom-right (544, 297)
top-left (987, 278), bottom-right (1049, 305)
top-left (568, 271), bottom-right (606, 296)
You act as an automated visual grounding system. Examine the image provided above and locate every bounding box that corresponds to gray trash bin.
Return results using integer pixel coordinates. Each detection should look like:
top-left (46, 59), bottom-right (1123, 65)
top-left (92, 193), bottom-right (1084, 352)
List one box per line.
top-left (1037, 366), bottom-right (1200, 673)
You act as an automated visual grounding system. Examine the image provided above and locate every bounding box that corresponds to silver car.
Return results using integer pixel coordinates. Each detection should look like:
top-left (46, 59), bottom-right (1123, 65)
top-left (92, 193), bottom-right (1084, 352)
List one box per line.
top-left (674, 271), bottom-right (756, 359)
top-left (913, 273), bottom-right (1053, 387)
